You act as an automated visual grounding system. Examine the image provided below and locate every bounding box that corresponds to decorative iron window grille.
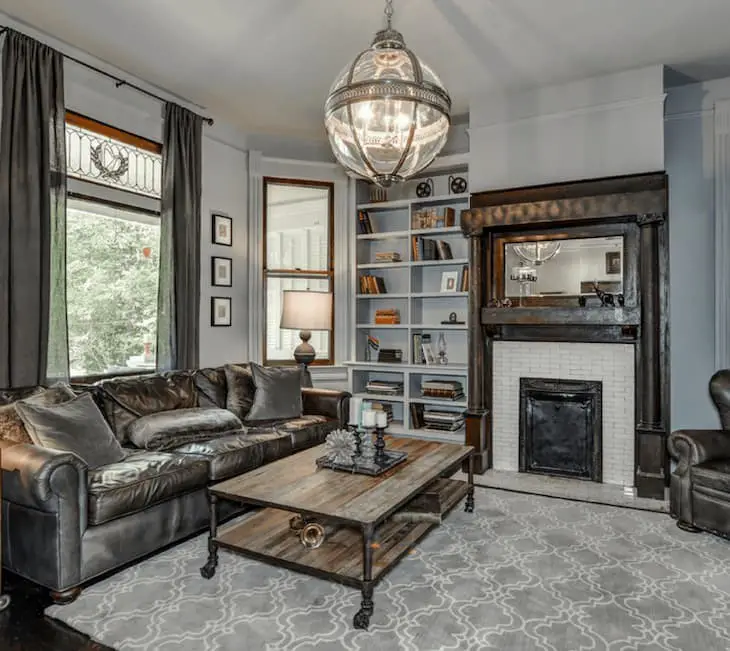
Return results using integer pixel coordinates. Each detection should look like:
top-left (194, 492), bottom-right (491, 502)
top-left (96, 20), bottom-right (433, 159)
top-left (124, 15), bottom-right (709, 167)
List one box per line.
top-left (65, 119), bottom-right (162, 198)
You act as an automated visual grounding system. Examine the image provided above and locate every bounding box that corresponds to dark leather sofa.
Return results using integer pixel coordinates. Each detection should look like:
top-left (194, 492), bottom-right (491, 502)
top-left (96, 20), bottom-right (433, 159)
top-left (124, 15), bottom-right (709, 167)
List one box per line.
top-left (668, 369), bottom-right (730, 538)
top-left (0, 364), bottom-right (349, 602)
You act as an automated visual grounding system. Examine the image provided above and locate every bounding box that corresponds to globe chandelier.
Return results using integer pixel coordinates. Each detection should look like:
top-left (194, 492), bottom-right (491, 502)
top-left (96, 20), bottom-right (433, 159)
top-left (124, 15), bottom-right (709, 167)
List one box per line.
top-left (513, 241), bottom-right (561, 266)
top-left (324, 0), bottom-right (452, 187)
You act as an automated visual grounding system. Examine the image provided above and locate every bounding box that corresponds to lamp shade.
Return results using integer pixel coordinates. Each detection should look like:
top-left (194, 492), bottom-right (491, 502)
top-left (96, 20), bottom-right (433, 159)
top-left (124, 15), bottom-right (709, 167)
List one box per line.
top-left (280, 290), bottom-right (333, 331)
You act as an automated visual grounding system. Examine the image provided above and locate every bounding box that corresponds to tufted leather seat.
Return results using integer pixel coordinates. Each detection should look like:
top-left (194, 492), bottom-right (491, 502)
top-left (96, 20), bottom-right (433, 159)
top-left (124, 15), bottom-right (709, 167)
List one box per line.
top-left (87, 451), bottom-right (208, 525)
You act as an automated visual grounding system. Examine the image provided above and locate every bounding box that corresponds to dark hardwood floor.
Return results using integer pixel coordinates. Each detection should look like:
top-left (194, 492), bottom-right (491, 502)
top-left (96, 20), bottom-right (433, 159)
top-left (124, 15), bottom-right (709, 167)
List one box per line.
top-left (0, 574), bottom-right (113, 651)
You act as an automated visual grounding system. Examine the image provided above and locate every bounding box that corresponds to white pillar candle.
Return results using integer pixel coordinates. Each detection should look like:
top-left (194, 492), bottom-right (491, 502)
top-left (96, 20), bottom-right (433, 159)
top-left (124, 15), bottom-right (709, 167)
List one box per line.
top-left (349, 397), bottom-right (362, 426)
top-left (375, 410), bottom-right (387, 428)
top-left (362, 410), bottom-right (376, 428)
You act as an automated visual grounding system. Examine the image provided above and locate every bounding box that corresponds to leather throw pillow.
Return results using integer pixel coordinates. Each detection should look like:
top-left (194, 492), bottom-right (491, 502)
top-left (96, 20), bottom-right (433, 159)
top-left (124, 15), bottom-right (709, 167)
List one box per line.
top-left (246, 364), bottom-right (303, 423)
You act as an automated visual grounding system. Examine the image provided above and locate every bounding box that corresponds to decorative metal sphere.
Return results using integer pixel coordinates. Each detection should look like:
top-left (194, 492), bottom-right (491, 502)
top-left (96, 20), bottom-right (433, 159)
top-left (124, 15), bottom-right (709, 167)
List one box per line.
top-left (324, 27), bottom-right (451, 188)
top-left (513, 242), bottom-right (562, 266)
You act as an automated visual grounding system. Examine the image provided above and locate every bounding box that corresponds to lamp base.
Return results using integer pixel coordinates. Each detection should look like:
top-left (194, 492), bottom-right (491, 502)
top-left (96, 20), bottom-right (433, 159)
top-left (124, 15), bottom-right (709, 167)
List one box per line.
top-left (294, 331), bottom-right (315, 388)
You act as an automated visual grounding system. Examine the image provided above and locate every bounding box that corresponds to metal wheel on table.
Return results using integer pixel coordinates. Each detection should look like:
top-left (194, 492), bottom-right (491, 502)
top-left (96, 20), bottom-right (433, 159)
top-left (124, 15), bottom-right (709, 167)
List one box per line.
top-left (0, 594), bottom-right (10, 612)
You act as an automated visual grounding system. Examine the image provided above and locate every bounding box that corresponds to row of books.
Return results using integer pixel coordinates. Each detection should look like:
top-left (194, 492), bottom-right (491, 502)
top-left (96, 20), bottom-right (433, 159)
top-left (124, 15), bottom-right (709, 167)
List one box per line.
top-left (411, 237), bottom-right (454, 261)
top-left (421, 380), bottom-right (464, 401)
top-left (357, 210), bottom-right (376, 234)
top-left (378, 348), bottom-right (403, 363)
top-left (366, 380), bottom-right (403, 395)
top-left (374, 308), bottom-right (400, 324)
top-left (412, 333), bottom-right (435, 365)
top-left (359, 275), bottom-right (388, 294)
top-left (374, 251), bottom-right (401, 263)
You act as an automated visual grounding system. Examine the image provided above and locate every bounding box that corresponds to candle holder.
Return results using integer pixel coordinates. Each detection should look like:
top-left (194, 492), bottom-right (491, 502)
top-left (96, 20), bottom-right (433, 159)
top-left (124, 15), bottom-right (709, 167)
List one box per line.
top-left (375, 427), bottom-right (387, 461)
top-left (347, 424), bottom-right (362, 455)
top-left (359, 429), bottom-right (376, 467)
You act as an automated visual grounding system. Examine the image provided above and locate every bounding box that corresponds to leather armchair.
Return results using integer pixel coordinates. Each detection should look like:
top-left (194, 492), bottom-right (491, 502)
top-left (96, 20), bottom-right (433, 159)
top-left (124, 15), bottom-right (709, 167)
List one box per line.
top-left (668, 369), bottom-right (730, 537)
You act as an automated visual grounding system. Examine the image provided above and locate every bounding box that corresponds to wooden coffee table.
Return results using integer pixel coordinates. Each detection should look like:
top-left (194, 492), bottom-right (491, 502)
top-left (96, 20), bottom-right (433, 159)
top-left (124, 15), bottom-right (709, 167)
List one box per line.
top-left (200, 437), bottom-right (474, 629)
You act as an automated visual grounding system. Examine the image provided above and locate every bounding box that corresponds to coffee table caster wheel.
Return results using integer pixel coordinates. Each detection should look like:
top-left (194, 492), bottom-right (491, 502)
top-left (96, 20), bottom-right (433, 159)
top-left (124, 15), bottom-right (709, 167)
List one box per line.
top-left (353, 608), bottom-right (371, 630)
top-left (200, 562), bottom-right (216, 579)
top-left (0, 594), bottom-right (10, 612)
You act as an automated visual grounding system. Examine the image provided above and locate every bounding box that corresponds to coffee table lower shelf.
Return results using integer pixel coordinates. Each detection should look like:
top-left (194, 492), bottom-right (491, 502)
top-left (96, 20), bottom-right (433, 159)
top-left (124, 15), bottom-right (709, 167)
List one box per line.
top-left (204, 477), bottom-right (471, 628)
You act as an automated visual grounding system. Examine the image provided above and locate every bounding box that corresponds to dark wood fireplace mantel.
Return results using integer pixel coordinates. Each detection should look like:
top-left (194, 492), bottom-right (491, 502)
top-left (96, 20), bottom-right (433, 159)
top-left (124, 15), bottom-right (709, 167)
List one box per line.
top-left (460, 172), bottom-right (669, 499)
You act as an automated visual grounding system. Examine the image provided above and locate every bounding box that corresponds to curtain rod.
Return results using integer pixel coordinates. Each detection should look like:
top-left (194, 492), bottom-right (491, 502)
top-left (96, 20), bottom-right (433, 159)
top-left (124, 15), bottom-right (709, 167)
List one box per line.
top-left (0, 26), bottom-right (214, 125)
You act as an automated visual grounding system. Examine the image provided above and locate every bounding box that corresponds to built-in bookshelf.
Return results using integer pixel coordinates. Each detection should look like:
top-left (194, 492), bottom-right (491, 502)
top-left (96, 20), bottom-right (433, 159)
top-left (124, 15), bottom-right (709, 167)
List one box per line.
top-left (345, 161), bottom-right (470, 444)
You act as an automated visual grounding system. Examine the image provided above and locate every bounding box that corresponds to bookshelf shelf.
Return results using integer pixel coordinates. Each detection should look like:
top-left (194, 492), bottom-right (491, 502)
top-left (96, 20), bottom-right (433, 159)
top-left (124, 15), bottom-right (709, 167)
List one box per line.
top-left (350, 163), bottom-right (470, 443)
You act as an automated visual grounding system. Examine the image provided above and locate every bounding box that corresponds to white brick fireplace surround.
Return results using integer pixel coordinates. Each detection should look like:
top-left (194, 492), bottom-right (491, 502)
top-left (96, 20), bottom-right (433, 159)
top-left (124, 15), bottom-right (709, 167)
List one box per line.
top-left (492, 341), bottom-right (635, 487)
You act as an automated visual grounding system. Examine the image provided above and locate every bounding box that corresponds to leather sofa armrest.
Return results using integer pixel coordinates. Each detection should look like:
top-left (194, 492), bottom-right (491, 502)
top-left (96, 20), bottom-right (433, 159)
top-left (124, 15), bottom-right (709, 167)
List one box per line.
top-left (667, 429), bottom-right (730, 472)
top-left (1, 440), bottom-right (88, 518)
top-left (301, 388), bottom-right (351, 426)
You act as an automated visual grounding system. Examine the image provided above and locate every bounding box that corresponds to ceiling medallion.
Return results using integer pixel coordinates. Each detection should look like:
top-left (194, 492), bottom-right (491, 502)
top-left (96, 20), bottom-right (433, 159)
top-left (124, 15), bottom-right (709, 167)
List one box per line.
top-left (324, 0), bottom-right (452, 188)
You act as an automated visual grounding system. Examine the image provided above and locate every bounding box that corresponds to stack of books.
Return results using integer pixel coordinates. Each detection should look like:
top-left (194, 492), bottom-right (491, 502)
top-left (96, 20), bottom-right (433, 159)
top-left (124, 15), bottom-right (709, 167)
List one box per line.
top-left (374, 251), bottom-right (401, 263)
top-left (374, 308), bottom-right (400, 324)
top-left (422, 409), bottom-right (464, 432)
top-left (421, 380), bottom-right (464, 401)
top-left (359, 275), bottom-right (387, 294)
top-left (377, 348), bottom-right (403, 364)
top-left (411, 238), bottom-right (453, 261)
top-left (357, 210), bottom-right (375, 234)
top-left (365, 380), bottom-right (403, 396)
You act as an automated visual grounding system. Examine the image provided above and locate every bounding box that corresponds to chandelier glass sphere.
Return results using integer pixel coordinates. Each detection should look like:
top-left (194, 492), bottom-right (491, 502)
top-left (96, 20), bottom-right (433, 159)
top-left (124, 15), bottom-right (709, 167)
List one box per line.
top-left (513, 241), bottom-right (562, 266)
top-left (324, 0), bottom-right (451, 187)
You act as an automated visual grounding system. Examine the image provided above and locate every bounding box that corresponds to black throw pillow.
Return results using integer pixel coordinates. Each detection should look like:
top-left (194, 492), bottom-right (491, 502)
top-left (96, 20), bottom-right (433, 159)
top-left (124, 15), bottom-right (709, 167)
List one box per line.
top-left (246, 364), bottom-right (303, 422)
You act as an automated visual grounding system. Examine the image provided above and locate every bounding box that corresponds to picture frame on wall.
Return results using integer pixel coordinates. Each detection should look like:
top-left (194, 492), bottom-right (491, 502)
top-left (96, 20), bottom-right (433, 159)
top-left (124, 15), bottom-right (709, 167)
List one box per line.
top-left (211, 296), bottom-right (232, 327)
top-left (212, 213), bottom-right (233, 246)
top-left (605, 251), bottom-right (621, 275)
top-left (440, 270), bottom-right (459, 293)
top-left (211, 256), bottom-right (232, 287)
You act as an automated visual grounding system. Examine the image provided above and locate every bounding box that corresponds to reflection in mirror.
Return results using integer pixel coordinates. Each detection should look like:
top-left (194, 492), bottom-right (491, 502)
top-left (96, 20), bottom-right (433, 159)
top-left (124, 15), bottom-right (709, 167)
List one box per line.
top-left (504, 236), bottom-right (623, 304)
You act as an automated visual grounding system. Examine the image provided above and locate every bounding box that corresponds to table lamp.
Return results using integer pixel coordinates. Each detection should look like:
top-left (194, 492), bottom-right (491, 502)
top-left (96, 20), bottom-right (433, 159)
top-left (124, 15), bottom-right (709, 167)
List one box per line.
top-left (280, 290), bottom-right (333, 387)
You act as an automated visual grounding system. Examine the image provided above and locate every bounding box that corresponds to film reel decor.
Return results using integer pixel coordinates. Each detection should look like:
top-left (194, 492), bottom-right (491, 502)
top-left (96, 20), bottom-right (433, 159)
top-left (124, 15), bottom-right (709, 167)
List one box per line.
top-left (416, 178), bottom-right (434, 198)
top-left (449, 175), bottom-right (467, 194)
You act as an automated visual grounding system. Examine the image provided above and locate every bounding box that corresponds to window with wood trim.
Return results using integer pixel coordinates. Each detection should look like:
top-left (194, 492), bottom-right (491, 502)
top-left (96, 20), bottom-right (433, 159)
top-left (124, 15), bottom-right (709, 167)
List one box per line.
top-left (263, 178), bottom-right (334, 365)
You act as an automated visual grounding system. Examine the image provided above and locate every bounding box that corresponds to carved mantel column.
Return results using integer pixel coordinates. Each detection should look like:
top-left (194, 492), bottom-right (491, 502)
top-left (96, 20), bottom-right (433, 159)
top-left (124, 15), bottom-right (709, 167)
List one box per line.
top-left (465, 232), bottom-right (491, 473)
top-left (636, 212), bottom-right (667, 499)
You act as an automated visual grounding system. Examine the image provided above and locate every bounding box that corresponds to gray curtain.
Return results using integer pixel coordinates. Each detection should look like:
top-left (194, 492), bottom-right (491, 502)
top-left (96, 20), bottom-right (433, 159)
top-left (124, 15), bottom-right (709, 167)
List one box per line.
top-left (157, 103), bottom-right (202, 371)
top-left (0, 30), bottom-right (69, 388)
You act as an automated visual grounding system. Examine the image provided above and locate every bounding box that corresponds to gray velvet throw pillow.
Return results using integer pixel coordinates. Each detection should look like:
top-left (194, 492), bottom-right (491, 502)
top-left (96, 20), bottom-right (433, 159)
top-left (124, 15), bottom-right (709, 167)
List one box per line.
top-left (15, 392), bottom-right (126, 469)
top-left (246, 364), bottom-right (303, 422)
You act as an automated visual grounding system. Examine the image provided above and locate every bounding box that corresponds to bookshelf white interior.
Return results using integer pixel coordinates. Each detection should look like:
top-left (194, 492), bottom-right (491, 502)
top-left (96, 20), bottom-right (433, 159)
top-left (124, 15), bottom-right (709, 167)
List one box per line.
top-left (346, 168), bottom-right (470, 445)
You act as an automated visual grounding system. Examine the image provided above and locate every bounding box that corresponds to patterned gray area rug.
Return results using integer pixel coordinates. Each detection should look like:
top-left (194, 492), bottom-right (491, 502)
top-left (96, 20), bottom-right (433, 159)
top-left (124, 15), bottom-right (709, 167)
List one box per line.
top-left (47, 488), bottom-right (730, 651)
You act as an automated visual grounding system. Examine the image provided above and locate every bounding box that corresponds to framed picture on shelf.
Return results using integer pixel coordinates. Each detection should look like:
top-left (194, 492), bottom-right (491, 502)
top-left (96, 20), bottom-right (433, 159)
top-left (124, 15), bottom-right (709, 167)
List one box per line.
top-left (210, 296), bottom-right (232, 327)
top-left (440, 270), bottom-right (459, 292)
top-left (212, 213), bottom-right (233, 246)
top-left (605, 251), bottom-right (621, 275)
top-left (422, 342), bottom-right (436, 365)
top-left (211, 256), bottom-right (232, 287)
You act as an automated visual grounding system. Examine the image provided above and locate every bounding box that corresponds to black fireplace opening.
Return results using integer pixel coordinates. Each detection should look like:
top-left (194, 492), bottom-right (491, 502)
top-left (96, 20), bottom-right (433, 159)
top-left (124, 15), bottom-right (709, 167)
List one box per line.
top-left (519, 378), bottom-right (603, 482)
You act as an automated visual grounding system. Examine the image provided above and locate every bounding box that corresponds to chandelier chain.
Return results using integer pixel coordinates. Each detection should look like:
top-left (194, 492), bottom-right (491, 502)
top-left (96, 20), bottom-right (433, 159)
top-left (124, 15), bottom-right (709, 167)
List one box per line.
top-left (384, 0), bottom-right (394, 29)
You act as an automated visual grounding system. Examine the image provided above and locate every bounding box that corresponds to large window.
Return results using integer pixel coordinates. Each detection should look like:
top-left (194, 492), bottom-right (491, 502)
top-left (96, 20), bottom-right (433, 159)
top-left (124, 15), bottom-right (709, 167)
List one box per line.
top-left (264, 178), bottom-right (334, 365)
top-left (65, 112), bottom-right (162, 377)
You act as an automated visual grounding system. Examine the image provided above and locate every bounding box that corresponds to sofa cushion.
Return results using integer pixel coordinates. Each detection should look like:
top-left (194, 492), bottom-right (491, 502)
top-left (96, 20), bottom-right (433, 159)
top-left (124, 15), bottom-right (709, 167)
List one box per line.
top-left (15, 392), bottom-right (126, 469)
top-left (126, 407), bottom-right (243, 451)
top-left (95, 371), bottom-right (197, 444)
top-left (693, 460), bottom-right (730, 494)
top-left (0, 384), bottom-right (76, 445)
top-left (172, 428), bottom-right (294, 481)
top-left (273, 415), bottom-right (337, 451)
top-left (194, 367), bottom-right (228, 409)
top-left (246, 364), bottom-right (303, 422)
top-left (223, 363), bottom-right (256, 420)
top-left (87, 450), bottom-right (208, 525)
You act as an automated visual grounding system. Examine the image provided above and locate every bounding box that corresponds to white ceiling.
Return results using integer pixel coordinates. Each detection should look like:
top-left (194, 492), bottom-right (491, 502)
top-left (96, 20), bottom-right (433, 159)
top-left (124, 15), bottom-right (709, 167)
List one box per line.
top-left (3, 0), bottom-right (730, 141)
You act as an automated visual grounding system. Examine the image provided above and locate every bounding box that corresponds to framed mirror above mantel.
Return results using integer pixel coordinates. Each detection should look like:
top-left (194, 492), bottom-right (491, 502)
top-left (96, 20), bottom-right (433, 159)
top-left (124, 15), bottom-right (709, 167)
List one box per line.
top-left (458, 172), bottom-right (669, 501)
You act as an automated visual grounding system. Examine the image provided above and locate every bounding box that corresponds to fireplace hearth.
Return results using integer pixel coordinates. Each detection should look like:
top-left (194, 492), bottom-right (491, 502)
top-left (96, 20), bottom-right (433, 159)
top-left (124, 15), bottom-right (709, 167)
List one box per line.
top-left (519, 378), bottom-right (602, 482)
